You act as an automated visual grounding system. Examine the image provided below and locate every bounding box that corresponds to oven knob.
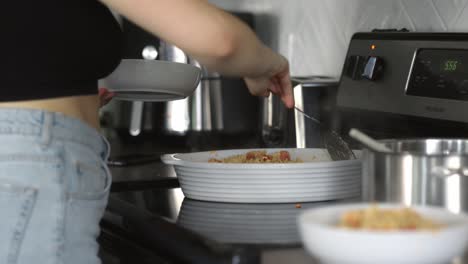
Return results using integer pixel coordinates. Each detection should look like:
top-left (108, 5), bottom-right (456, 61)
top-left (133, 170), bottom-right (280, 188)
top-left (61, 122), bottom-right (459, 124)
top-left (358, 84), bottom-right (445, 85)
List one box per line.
top-left (362, 56), bottom-right (384, 81)
top-left (456, 80), bottom-right (468, 95)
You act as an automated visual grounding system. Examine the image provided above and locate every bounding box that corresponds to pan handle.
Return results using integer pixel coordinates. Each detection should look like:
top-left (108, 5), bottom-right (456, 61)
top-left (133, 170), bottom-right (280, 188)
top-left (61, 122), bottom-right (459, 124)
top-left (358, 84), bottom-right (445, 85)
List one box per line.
top-left (161, 153), bottom-right (183, 166)
top-left (107, 153), bottom-right (162, 167)
top-left (431, 166), bottom-right (468, 178)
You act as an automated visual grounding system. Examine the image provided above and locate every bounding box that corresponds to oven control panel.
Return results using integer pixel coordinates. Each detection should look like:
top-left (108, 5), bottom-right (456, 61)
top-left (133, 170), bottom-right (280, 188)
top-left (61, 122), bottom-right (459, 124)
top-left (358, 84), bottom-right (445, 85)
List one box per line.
top-left (337, 33), bottom-right (468, 123)
top-left (406, 49), bottom-right (468, 100)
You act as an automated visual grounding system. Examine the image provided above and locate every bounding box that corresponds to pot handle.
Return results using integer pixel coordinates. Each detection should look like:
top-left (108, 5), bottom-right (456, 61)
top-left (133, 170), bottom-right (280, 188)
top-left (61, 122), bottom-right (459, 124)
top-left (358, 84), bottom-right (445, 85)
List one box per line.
top-left (160, 153), bottom-right (183, 166)
top-left (432, 166), bottom-right (468, 178)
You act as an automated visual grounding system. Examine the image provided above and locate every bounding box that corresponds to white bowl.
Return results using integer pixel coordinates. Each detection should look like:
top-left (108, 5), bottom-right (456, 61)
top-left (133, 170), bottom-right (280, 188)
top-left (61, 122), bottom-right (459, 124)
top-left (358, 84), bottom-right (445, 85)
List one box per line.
top-left (162, 148), bottom-right (362, 203)
top-left (103, 59), bottom-right (201, 101)
top-left (298, 203), bottom-right (468, 264)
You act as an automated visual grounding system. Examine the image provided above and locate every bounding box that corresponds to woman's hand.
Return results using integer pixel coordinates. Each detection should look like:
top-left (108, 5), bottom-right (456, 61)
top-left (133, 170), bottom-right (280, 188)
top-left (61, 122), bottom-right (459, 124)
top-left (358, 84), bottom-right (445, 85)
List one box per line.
top-left (244, 54), bottom-right (294, 108)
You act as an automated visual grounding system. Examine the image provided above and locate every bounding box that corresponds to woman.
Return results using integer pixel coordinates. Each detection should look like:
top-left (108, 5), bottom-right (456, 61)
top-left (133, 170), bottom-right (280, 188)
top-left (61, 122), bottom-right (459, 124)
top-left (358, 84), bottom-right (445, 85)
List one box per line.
top-left (0, 0), bottom-right (293, 263)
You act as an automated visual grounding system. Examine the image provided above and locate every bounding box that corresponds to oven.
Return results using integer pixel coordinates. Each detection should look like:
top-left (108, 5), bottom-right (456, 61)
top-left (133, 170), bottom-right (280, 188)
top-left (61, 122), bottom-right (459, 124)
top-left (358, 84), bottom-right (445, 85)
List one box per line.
top-left (98, 32), bottom-right (468, 264)
top-left (336, 32), bottom-right (468, 142)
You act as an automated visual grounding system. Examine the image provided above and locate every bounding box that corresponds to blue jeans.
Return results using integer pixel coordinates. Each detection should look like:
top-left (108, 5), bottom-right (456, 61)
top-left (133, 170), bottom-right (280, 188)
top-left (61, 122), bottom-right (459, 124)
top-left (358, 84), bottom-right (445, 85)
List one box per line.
top-left (0, 108), bottom-right (111, 264)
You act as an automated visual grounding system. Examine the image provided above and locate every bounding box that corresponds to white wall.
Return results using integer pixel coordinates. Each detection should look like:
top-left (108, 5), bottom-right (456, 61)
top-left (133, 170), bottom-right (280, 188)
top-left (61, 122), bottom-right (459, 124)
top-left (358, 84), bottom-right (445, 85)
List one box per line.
top-left (210, 0), bottom-right (468, 77)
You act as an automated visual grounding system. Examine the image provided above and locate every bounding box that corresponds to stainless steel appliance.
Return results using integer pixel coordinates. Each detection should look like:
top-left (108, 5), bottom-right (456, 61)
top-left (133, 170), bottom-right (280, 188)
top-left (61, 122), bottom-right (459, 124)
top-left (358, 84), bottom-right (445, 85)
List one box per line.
top-left (162, 12), bottom-right (258, 138)
top-left (188, 64), bottom-right (224, 133)
top-left (262, 76), bottom-right (339, 148)
top-left (159, 42), bottom-right (191, 136)
top-left (292, 77), bottom-right (340, 148)
top-left (336, 32), bottom-right (468, 213)
top-left (163, 57), bottom-right (236, 136)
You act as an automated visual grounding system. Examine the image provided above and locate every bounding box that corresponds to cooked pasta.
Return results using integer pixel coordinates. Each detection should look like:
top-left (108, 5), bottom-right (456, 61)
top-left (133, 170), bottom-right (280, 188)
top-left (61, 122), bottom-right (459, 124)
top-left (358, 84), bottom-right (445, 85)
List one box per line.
top-left (208, 150), bottom-right (302, 163)
top-left (339, 205), bottom-right (442, 231)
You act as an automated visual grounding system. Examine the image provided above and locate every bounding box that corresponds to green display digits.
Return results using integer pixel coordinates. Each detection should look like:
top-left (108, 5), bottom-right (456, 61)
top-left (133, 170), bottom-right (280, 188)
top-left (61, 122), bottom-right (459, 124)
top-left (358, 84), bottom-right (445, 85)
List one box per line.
top-left (444, 60), bottom-right (459, 72)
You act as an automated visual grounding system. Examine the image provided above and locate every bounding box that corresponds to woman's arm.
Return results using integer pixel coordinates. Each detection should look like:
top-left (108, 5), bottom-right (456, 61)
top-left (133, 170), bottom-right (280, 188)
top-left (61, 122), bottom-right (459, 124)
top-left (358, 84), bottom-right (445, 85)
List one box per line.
top-left (100, 0), bottom-right (294, 107)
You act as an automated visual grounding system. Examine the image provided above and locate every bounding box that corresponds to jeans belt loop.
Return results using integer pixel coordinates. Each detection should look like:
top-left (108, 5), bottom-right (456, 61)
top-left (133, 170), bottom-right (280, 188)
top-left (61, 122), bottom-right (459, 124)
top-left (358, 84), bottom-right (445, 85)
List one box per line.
top-left (40, 112), bottom-right (54, 148)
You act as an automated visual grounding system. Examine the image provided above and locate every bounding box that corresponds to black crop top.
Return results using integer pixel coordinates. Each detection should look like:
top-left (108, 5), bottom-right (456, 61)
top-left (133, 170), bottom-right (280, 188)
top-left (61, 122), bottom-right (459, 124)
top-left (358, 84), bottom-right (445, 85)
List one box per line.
top-left (1, 1), bottom-right (122, 101)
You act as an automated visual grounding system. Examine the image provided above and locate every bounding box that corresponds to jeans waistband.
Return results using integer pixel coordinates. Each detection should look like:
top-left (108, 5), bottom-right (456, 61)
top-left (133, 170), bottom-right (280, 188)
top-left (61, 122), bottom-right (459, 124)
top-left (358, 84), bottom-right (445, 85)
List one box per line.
top-left (0, 108), bottom-right (110, 160)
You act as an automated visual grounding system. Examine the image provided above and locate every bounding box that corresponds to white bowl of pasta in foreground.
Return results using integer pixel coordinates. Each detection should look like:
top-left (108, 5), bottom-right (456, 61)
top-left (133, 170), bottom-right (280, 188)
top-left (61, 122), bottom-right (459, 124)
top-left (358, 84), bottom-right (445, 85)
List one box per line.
top-left (297, 203), bottom-right (468, 264)
top-left (161, 148), bottom-right (361, 203)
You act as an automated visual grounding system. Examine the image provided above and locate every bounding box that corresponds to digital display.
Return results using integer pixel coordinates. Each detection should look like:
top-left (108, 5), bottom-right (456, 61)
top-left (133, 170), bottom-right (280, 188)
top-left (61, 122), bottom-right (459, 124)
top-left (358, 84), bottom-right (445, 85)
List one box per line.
top-left (406, 49), bottom-right (468, 100)
top-left (442, 60), bottom-right (460, 72)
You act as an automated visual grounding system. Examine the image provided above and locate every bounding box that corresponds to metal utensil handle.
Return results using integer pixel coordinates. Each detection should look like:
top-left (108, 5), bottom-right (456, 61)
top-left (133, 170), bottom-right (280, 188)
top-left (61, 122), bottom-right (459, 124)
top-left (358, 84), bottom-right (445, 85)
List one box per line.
top-left (349, 128), bottom-right (391, 152)
top-left (294, 106), bottom-right (321, 124)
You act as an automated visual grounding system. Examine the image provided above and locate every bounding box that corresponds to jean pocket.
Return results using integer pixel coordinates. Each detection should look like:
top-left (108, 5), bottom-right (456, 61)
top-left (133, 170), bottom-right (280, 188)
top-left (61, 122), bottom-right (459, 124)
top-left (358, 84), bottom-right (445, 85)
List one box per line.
top-left (65, 160), bottom-right (111, 264)
top-left (0, 182), bottom-right (37, 264)
top-left (70, 158), bottom-right (111, 201)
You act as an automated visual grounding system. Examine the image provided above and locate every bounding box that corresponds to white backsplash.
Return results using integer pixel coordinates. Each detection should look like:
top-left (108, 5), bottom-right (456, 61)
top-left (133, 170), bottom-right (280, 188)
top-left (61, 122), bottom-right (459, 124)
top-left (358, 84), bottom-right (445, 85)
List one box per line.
top-left (210, 0), bottom-right (468, 77)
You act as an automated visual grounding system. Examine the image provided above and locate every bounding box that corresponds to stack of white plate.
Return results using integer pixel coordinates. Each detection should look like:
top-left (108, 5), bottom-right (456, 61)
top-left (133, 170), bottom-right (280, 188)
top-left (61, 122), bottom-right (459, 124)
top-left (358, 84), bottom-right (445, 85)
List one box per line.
top-left (162, 148), bottom-right (362, 203)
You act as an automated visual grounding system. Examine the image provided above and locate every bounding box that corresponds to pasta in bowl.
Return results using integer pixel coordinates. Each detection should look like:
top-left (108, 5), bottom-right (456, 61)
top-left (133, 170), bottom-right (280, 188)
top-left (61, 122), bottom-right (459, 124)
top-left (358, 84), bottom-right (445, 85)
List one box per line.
top-left (339, 205), bottom-right (442, 231)
top-left (208, 150), bottom-right (303, 163)
top-left (298, 203), bottom-right (468, 264)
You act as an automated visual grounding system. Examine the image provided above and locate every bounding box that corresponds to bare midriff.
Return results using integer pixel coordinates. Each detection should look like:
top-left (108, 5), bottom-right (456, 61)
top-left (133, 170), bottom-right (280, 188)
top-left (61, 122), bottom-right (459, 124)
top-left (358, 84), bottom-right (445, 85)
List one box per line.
top-left (0, 95), bottom-right (101, 129)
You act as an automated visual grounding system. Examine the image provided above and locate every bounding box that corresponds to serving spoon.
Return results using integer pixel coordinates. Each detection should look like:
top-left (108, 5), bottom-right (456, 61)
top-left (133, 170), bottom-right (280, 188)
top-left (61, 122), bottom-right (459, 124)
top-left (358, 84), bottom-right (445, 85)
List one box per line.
top-left (294, 106), bottom-right (356, 161)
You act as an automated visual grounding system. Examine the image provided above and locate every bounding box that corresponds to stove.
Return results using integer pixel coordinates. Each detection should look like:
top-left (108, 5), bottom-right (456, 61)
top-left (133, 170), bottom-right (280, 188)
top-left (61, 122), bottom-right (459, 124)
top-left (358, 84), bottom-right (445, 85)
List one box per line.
top-left (98, 32), bottom-right (468, 264)
top-left (336, 32), bottom-right (468, 142)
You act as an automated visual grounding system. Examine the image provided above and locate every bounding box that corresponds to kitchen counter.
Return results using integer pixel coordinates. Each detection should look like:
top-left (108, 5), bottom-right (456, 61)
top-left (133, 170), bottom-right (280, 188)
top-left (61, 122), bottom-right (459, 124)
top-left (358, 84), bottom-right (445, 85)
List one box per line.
top-left (101, 189), bottom-right (468, 264)
top-left (100, 159), bottom-right (468, 264)
top-left (109, 159), bottom-right (179, 192)
top-left (102, 183), bottom-right (468, 264)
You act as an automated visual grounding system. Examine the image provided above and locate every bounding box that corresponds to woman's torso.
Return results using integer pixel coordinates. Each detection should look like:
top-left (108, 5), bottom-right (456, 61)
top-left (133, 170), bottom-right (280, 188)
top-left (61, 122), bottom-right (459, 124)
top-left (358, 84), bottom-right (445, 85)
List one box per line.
top-left (0, 95), bottom-right (101, 129)
top-left (1, 0), bottom-right (122, 129)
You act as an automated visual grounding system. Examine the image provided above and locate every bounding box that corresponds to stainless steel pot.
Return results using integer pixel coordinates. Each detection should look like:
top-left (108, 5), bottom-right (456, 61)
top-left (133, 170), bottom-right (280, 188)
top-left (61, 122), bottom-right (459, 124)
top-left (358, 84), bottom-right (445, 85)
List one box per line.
top-left (362, 138), bottom-right (468, 213)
